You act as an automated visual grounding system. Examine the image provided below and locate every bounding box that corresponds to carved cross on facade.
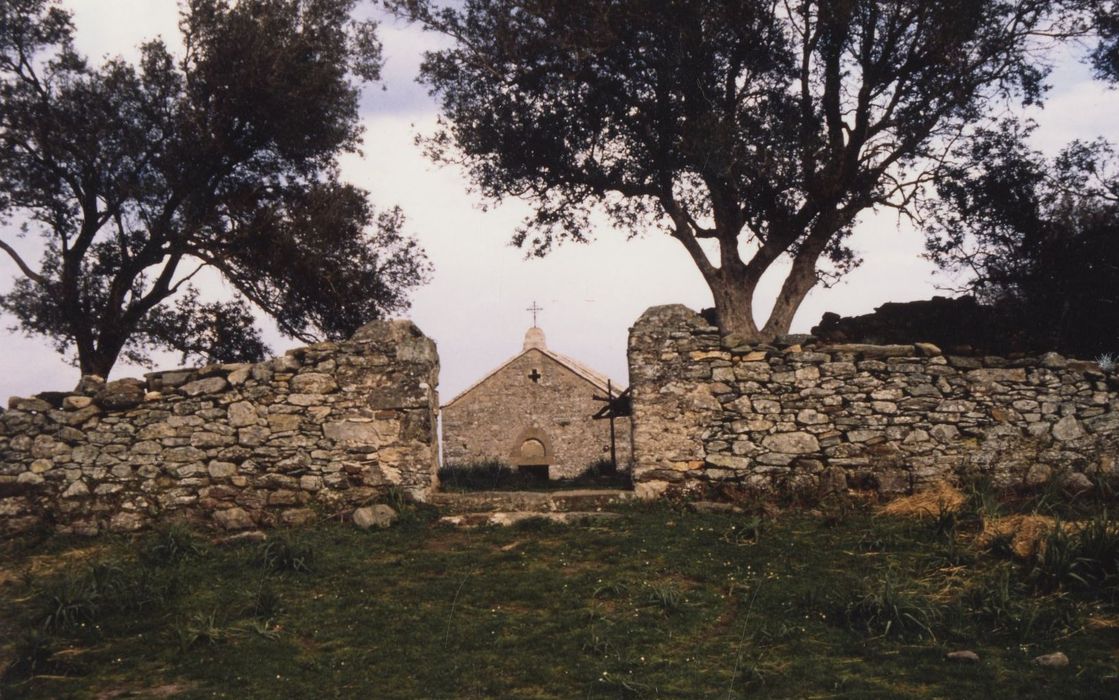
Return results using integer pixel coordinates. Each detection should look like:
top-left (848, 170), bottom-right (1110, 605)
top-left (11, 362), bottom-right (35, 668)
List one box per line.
top-left (528, 368), bottom-right (542, 383)
top-left (527, 301), bottom-right (543, 327)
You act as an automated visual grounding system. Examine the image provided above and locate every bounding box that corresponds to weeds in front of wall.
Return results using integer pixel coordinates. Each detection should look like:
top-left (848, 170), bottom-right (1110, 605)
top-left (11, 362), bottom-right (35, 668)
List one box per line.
top-left (35, 559), bottom-right (177, 634)
top-left (645, 583), bottom-right (686, 615)
top-left (173, 610), bottom-right (280, 650)
top-left (139, 522), bottom-right (204, 567)
top-left (257, 536), bottom-right (314, 574)
top-left (1, 630), bottom-right (56, 683)
top-left (842, 571), bottom-right (939, 642)
top-left (437, 459), bottom-right (633, 492)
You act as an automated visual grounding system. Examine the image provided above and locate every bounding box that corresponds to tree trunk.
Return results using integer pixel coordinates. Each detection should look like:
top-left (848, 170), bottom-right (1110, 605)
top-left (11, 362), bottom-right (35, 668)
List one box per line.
top-left (707, 271), bottom-right (762, 343)
top-left (79, 336), bottom-right (126, 379)
top-left (760, 246), bottom-right (821, 339)
top-left (704, 236), bottom-right (825, 345)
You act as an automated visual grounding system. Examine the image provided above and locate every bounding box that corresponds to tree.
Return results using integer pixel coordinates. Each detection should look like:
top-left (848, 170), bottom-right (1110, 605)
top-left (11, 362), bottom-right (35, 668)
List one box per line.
top-left (0, 0), bottom-right (430, 378)
top-left (924, 120), bottom-right (1119, 357)
top-left (389, 0), bottom-right (1067, 341)
top-left (1090, 1), bottom-right (1119, 81)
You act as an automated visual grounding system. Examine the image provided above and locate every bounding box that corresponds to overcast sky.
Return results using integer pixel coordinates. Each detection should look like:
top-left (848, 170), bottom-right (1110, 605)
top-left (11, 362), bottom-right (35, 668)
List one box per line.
top-left (2, 0), bottom-right (1119, 404)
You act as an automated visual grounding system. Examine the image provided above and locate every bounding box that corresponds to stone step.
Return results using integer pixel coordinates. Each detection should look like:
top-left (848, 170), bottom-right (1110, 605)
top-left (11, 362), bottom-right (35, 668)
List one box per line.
top-left (429, 489), bottom-right (636, 514)
top-left (438, 511), bottom-right (624, 528)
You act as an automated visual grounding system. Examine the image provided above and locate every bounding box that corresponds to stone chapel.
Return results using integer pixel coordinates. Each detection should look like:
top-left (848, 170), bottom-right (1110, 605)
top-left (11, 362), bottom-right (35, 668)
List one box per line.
top-left (440, 325), bottom-right (633, 480)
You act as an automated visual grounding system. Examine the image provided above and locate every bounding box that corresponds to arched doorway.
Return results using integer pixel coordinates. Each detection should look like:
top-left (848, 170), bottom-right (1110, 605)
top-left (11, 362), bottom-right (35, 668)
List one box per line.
top-left (510, 427), bottom-right (554, 480)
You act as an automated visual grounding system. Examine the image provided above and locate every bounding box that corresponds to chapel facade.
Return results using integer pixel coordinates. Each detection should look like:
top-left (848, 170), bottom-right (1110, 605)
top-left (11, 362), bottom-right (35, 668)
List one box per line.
top-left (440, 326), bottom-right (632, 480)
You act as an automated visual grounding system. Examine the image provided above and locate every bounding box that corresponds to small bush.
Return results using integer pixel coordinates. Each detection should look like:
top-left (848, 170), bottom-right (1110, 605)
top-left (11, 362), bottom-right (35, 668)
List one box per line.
top-left (258, 536), bottom-right (314, 573)
top-left (140, 522), bottom-right (204, 567)
top-left (1096, 352), bottom-right (1117, 372)
top-left (1028, 513), bottom-right (1119, 595)
top-left (175, 610), bottom-right (226, 648)
top-left (438, 460), bottom-right (521, 490)
top-left (174, 608), bottom-right (281, 650)
top-left (438, 459), bottom-right (632, 492)
top-left (932, 501), bottom-right (958, 539)
top-left (35, 559), bottom-right (178, 633)
top-left (645, 583), bottom-right (685, 615)
top-left (963, 564), bottom-right (1028, 634)
top-left (247, 581), bottom-right (283, 621)
top-left (37, 575), bottom-right (100, 632)
top-left (720, 516), bottom-right (763, 545)
top-left (1072, 512), bottom-right (1119, 589)
top-left (1, 630), bottom-right (54, 682)
top-left (843, 573), bottom-right (938, 642)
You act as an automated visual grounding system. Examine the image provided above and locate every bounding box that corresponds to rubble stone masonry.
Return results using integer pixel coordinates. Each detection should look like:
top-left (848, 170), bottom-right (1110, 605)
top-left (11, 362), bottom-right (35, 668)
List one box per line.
top-left (0, 320), bottom-right (439, 535)
top-left (628, 305), bottom-right (1119, 500)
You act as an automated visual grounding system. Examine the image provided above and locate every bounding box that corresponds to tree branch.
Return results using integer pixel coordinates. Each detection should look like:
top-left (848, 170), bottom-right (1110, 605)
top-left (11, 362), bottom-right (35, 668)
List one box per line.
top-left (0, 238), bottom-right (46, 285)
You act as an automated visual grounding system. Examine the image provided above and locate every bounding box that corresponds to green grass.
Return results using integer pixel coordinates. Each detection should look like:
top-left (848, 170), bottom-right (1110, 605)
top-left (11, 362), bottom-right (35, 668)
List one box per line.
top-left (2, 502), bottom-right (1118, 699)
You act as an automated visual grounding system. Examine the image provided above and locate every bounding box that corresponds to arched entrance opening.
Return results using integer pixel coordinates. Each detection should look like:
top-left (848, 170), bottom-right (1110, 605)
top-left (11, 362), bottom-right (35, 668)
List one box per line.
top-left (510, 427), bottom-right (554, 480)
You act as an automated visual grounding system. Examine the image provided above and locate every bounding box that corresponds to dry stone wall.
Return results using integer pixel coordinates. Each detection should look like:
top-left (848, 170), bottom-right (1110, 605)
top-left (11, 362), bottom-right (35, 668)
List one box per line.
top-left (0, 320), bottom-right (439, 535)
top-left (628, 305), bottom-right (1119, 500)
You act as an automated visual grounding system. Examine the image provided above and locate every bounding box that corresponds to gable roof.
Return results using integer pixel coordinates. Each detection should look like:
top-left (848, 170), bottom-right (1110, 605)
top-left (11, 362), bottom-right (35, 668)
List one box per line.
top-left (442, 346), bottom-right (626, 409)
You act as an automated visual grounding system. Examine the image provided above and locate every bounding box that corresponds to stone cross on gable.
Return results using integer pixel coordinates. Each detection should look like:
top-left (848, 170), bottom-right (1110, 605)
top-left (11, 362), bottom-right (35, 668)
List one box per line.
top-left (527, 301), bottom-right (543, 328)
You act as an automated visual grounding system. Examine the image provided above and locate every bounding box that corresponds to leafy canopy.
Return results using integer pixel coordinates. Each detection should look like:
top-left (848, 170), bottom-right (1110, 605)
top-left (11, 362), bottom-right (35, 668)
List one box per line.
top-left (0, 0), bottom-right (429, 377)
top-left (926, 122), bottom-right (1119, 358)
top-left (392, 0), bottom-right (1069, 340)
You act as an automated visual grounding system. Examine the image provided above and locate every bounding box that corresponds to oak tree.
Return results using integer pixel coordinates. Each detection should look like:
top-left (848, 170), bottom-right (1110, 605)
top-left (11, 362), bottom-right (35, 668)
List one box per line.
top-left (392, 0), bottom-right (1070, 341)
top-left (0, 0), bottom-right (429, 378)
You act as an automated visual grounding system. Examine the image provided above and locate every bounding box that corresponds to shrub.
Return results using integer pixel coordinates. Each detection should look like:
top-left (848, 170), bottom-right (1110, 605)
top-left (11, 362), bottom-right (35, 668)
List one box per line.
top-left (139, 522), bottom-right (204, 567)
top-left (33, 558), bottom-right (176, 633)
top-left (963, 564), bottom-right (1027, 634)
top-left (247, 581), bottom-right (283, 621)
top-left (258, 536), bottom-right (315, 573)
top-left (1, 630), bottom-right (54, 683)
top-left (645, 583), bottom-right (685, 615)
top-left (843, 573), bottom-right (938, 642)
top-left (438, 458), bottom-right (633, 491)
top-left (1096, 352), bottom-right (1117, 372)
top-left (1028, 512), bottom-right (1119, 595)
top-left (1072, 511), bottom-right (1119, 590)
top-left (437, 460), bottom-right (520, 490)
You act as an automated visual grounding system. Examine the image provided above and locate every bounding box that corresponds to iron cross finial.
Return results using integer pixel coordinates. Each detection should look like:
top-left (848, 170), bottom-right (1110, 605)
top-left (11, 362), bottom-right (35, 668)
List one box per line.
top-left (527, 301), bottom-right (543, 327)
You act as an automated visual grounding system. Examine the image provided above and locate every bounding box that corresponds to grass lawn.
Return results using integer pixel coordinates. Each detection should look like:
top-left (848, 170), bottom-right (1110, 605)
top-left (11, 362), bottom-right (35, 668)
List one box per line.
top-left (2, 494), bottom-right (1118, 698)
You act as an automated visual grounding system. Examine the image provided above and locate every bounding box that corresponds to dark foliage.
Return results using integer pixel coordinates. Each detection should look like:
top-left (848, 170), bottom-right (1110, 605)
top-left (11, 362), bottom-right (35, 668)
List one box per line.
top-left (438, 459), bottom-right (633, 492)
top-left (0, 0), bottom-right (429, 378)
top-left (808, 295), bottom-right (1092, 355)
top-left (1090, 1), bottom-right (1119, 81)
top-left (924, 120), bottom-right (1119, 358)
top-left (391, 0), bottom-right (1069, 341)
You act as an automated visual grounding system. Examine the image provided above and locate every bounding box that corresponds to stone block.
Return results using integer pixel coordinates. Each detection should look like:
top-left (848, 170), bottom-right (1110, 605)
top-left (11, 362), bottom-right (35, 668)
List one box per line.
top-left (1052, 415), bottom-right (1084, 442)
top-left (761, 432), bottom-right (820, 454)
top-left (323, 419), bottom-right (396, 446)
top-left (967, 368), bottom-right (1027, 384)
top-left (705, 454), bottom-right (750, 470)
top-left (62, 395), bottom-right (94, 410)
top-left (213, 507), bottom-right (255, 530)
top-left (208, 461), bottom-right (238, 479)
top-left (228, 401), bottom-right (258, 427)
top-left (180, 376), bottom-right (229, 396)
top-left (95, 379), bottom-right (146, 410)
top-left (353, 504), bottom-right (398, 529)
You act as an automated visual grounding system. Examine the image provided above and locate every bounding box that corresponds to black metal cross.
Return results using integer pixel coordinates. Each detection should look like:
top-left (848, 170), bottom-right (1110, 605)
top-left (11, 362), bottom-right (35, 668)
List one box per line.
top-left (527, 301), bottom-right (543, 327)
top-left (528, 369), bottom-right (542, 383)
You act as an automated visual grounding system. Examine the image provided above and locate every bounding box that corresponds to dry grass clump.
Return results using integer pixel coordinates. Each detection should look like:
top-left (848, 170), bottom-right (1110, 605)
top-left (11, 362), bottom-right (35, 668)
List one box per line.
top-left (976, 514), bottom-right (1062, 559)
top-left (879, 481), bottom-right (966, 518)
